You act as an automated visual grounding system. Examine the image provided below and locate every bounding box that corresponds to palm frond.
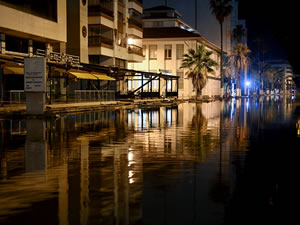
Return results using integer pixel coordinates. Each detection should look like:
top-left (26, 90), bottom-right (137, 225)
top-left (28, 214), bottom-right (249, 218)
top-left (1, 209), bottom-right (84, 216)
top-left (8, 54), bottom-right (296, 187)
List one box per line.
top-left (181, 43), bottom-right (219, 93)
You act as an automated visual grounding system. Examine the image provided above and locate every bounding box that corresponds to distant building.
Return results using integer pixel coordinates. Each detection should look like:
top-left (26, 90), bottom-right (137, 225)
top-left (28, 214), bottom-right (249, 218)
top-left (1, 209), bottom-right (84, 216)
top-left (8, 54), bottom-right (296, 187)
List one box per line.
top-left (267, 60), bottom-right (294, 94)
top-left (128, 6), bottom-right (222, 99)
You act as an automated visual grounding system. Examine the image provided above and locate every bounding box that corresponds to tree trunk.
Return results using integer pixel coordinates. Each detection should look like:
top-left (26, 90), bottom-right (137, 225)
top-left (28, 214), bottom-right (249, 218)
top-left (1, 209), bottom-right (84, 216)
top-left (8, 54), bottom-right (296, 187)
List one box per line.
top-left (196, 89), bottom-right (202, 100)
top-left (236, 77), bottom-right (241, 97)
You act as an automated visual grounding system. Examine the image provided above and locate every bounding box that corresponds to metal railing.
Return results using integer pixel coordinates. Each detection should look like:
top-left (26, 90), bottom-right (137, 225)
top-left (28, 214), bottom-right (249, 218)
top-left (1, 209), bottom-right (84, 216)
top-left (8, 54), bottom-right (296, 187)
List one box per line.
top-left (36, 49), bottom-right (80, 66)
top-left (128, 45), bottom-right (143, 55)
top-left (9, 90), bottom-right (25, 105)
top-left (74, 90), bottom-right (115, 102)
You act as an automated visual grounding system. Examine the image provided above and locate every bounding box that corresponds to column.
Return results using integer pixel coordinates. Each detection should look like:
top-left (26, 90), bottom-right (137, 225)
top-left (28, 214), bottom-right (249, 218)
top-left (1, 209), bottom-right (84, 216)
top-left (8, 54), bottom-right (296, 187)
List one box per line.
top-left (28, 40), bottom-right (33, 57)
top-left (0, 33), bottom-right (5, 54)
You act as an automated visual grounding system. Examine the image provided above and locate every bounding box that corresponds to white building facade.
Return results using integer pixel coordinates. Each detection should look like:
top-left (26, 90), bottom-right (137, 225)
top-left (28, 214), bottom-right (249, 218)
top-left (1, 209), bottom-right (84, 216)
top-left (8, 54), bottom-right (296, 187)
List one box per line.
top-left (128, 6), bottom-right (221, 99)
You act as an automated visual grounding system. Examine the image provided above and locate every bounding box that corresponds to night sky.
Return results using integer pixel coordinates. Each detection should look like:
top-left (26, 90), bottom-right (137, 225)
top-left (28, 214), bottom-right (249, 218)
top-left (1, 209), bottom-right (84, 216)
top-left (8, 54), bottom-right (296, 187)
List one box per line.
top-left (239, 0), bottom-right (300, 73)
top-left (143, 0), bottom-right (300, 74)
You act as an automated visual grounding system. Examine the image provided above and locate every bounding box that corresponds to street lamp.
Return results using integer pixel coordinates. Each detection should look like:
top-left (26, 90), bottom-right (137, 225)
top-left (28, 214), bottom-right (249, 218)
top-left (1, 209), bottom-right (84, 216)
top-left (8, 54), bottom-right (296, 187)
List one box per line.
top-left (245, 80), bottom-right (251, 96)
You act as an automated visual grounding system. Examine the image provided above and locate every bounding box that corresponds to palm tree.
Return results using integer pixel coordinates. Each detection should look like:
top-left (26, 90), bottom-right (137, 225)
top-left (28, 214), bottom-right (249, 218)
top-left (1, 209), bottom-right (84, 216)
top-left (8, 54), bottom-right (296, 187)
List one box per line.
top-left (181, 44), bottom-right (219, 99)
top-left (232, 24), bottom-right (246, 44)
top-left (222, 55), bottom-right (233, 95)
top-left (210, 0), bottom-right (233, 94)
top-left (264, 64), bottom-right (277, 95)
top-left (229, 44), bottom-right (251, 96)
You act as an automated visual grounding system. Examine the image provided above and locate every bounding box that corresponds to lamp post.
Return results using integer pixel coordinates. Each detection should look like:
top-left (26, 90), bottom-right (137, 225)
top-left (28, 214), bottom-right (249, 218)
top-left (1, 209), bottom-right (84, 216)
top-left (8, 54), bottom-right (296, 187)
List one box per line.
top-left (245, 80), bottom-right (250, 96)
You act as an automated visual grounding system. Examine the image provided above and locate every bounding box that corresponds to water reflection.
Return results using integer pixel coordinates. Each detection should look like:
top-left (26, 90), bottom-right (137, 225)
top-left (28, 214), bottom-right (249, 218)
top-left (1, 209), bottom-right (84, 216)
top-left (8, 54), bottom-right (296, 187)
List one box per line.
top-left (0, 96), bottom-right (299, 225)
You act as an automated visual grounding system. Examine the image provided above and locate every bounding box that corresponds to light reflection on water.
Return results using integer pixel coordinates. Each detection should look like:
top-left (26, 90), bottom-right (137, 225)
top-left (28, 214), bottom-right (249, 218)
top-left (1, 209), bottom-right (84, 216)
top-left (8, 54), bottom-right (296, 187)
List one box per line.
top-left (0, 97), bottom-right (299, 225)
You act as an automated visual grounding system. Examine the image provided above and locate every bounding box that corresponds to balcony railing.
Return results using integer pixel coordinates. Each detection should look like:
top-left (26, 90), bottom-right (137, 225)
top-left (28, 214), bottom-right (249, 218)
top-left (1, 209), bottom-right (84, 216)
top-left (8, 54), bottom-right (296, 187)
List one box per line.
top-left (128, 45), bottom-right (143, 56)
top-left (8, 90), bottom-right (25, 105)
top-left (128, 18), bottom-right (143, 29)
top-left (74, 90), bottom-right (115, 102)
top-left (88, 36), bottom-right (114, 47)
top-left (88, 4), bottom-right (114, 18)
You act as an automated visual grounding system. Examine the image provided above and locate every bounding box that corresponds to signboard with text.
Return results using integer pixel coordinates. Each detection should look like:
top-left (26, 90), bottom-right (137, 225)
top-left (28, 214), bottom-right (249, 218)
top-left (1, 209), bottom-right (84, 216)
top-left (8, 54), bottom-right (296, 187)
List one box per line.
top-left (24, 57), bottom-right (46, 92)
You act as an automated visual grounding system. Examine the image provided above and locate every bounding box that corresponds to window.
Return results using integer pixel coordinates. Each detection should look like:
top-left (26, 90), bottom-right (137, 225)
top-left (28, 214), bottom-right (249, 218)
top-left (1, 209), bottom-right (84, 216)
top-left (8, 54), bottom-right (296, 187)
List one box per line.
top-left (167, 80), bottom-right (172, 91)
top-left (165, 45), bottom-right (172, 59)
top-left (177, 71), bottom-right (184, 89)
top-left (176, 44), bottom-right (184, 59)
top-left (115, 58), bottom-right (126, 69)
top-left (153, 21), bottom-right (164, 27)
top-left (149, 45), bottom-right (157, 59)
top-left (5, 35), bottom-right (28, 53)
top-left (88, 24), bottom-right (113, 46)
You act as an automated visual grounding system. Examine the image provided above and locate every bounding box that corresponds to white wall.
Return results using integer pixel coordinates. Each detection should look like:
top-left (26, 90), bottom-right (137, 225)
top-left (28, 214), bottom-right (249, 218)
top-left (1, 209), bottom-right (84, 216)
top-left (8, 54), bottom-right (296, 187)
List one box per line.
top-left (129, 38), bottom-right (221, 99)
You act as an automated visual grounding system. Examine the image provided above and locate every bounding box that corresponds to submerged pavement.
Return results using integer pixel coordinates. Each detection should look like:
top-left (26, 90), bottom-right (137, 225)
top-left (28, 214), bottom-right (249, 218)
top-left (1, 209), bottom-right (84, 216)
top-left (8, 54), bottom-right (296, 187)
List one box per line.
top-left (0, 98), bottom-right (186, 117)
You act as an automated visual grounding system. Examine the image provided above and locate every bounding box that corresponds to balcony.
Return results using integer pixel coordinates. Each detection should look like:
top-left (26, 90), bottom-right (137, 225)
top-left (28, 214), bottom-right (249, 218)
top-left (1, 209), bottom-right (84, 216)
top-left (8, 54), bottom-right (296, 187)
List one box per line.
top-left (128, 0), bottom-right (143, 14)
top-left (88, 36), bottom-right (114, 48)
top-left (128, 45), bottom-right (144, 62)
top-left (88, 1), bottom-right (114, 18)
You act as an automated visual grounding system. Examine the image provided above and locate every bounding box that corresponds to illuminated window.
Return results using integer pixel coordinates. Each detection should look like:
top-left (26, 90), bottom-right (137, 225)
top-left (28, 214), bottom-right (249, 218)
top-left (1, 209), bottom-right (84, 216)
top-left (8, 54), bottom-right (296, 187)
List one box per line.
top-left (176, 44), bottom-right (184, 59)
top-left (165, 45), bottom-right (172, 59)
top-left (149, 45), bottom-right (157, 59)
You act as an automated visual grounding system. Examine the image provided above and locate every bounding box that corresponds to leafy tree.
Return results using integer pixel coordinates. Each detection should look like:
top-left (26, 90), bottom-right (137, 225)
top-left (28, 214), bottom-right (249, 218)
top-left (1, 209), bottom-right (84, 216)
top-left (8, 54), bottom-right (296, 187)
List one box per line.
top-left (210, 0), bottom-right (233, 91)
top-left (263, 64), bottom-right (277, 92)
top-left (222, 55), bottom-right (233, 94)
top-left (181, 44), bottom-right (219, 99)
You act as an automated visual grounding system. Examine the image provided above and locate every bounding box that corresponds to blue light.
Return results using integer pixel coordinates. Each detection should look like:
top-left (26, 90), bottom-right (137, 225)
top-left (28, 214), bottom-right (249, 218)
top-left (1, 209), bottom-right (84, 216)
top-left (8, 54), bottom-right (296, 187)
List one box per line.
top-left (245, 81), bottom-right (251, 87)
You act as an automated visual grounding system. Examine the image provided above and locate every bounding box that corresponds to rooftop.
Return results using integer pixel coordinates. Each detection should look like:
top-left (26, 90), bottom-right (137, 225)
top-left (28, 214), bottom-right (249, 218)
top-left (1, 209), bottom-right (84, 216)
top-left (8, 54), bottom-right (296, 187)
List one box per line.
top-left (143, 5), bottom-right (181, 19)
top-left (143, 27), bottom-right (201, 38)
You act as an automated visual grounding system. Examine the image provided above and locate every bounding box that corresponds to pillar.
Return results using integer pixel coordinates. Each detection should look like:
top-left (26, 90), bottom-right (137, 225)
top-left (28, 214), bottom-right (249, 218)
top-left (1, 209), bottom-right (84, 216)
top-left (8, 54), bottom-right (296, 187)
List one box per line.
top-left (28, 40), bottom-right (33, 57)
top-left (0, 33), bottom-right (5, 54)
top-left (24, 57), bottom-right (46, 114)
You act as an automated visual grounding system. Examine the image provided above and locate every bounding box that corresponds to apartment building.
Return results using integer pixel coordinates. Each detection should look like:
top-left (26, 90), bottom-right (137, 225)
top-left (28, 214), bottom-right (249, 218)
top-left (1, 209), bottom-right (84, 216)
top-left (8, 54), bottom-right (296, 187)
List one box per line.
top-left (0, 0), bottom-right (146, 104)
top-left (87, 0), bottom-right (144, 68)
top-left (128, 6), bottom-right (221, 99)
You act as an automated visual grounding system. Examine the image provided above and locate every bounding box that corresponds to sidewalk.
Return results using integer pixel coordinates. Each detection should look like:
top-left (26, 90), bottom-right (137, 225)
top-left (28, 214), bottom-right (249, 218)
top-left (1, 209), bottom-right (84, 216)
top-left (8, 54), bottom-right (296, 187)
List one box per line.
top-left (0, 98), bottom-right (180, 116)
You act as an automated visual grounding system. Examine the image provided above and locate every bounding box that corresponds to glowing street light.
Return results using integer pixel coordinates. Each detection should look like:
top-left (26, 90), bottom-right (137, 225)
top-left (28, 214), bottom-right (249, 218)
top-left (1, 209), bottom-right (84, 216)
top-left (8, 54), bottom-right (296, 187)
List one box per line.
top-left (245, 80), bottom-right (251, 96)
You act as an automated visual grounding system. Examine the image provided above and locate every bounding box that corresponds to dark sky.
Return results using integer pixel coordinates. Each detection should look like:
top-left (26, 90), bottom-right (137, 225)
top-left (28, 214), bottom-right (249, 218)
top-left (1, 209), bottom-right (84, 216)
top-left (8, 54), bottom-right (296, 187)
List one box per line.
top-left (239, 0), bottom-right (300, 73)
top-left (143, 0), bottom-right (300, 73)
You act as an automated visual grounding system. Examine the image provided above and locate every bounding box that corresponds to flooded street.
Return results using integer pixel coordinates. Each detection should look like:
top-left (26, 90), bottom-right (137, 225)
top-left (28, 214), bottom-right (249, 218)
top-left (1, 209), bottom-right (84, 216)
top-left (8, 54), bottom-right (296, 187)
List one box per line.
top-left (0, 97), bottom-right (300, 225)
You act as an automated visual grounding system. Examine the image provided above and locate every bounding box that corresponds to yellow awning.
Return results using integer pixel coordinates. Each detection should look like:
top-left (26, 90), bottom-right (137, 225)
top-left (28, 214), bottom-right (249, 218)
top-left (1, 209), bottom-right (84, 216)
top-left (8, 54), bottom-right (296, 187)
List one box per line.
top-left (91, 72), bottom-right (116, 81)
top-left (68, 71), bottom-right (98, 80)
top-left (3, 67), bottom-right (24, 75)
top-left (54, 67), bottom-right (67, 73)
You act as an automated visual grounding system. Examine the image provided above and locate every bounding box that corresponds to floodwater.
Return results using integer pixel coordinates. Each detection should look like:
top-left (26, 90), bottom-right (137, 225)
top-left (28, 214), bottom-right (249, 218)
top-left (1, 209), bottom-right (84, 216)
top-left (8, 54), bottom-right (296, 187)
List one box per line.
top-left (0, 97), bottom-right (300, 225)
